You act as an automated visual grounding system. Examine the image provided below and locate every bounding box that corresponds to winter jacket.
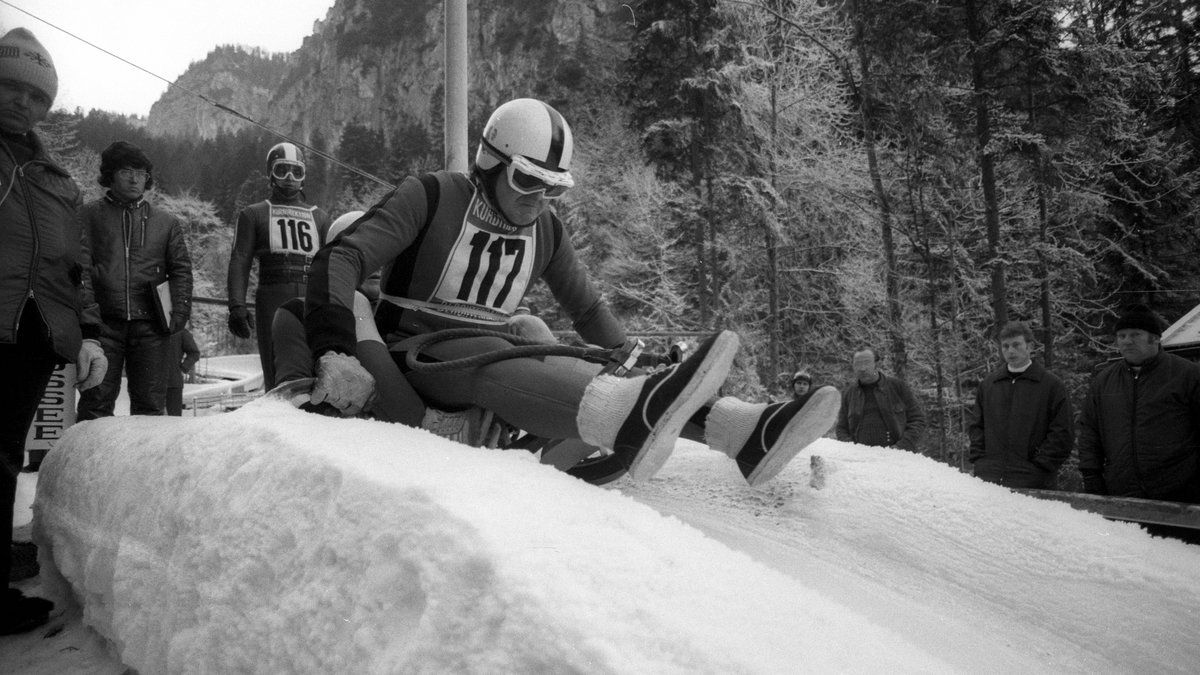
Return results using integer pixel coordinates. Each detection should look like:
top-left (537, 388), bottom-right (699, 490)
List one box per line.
top-left (836, 372), bottom-right (926, 452)
top-left (1077, 350), bottom-right (1200, 500)
top-left (79, 193), bottom-right (192, 329)
top-left (305, 171), bottom-right (625, 358)
top-left (0, 130), bottom-right (101, 361)
top-left (968, 360), bottom-right (1073, 488)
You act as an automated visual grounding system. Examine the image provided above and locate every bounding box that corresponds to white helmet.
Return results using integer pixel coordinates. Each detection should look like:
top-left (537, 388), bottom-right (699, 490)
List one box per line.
top-left (475, 98), bottom-right (574, 190)
top-left (328, 210), bottom-right (364, 242)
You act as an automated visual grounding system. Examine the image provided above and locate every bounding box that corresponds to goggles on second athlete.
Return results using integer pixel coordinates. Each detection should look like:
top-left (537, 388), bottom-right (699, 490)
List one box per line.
top-left (271, 161), bottom-right (306, 181)
top-left (503, 153), bottom-right (573, 199)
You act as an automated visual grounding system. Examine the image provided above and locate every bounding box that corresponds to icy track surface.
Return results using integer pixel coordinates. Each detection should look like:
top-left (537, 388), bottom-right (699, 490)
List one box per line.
top-left (23, 398), bottom-right (1200, 674)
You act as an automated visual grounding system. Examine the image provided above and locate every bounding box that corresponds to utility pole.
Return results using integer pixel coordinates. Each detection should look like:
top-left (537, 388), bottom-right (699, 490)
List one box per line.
top-left (445, 0), bottom-right (469, 172)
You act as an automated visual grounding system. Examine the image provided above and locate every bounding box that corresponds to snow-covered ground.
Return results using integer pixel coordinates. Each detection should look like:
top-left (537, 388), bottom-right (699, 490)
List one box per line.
top-left (4, 397), bottom-right (1199, 674)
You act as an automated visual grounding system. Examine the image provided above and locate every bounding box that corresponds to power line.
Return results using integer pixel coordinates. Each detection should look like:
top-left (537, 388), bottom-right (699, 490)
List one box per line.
top-left (0, 0), bottom-right (396, 189)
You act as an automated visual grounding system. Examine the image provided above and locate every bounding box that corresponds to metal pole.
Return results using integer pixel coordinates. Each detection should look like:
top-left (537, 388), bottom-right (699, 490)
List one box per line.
top-left (445, 0), bottom-right (469, 172)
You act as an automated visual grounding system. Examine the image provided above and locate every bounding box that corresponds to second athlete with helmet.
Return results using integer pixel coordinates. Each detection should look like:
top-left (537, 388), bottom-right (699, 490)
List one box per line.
top-left (227, 142), bottom-right (332, 389)
top-left (303, 98), bottom-right (841, 486)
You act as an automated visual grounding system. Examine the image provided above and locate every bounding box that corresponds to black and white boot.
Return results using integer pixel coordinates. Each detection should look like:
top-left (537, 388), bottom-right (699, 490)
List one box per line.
top-left (706, 386), bottom-right (841, 486)
top-left (578, 331), bottom-right (739, 481)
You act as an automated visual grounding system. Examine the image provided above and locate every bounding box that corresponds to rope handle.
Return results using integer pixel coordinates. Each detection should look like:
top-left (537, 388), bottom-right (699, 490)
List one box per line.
top-left (403, 329), bottom-right (645, 375)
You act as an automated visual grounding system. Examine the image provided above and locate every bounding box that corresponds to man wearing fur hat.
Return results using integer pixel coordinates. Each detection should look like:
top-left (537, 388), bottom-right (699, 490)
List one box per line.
top-left (1077, 304), bottom-right (1200, 505)
top-left (0, 27), bottom-right (108, 635)
top-left (76, 141), bottom-right (193, 419)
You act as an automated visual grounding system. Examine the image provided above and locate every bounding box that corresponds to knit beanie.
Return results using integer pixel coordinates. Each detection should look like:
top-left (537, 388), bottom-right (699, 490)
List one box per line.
top-left (1114, 304), bottom-right (1164, 336)
top-left (0, 28), bottom-right (57, 104)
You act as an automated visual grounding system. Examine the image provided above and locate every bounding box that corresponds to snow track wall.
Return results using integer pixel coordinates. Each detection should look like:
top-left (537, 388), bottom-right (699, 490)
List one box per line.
top-left (31, 400), bottom-right (944, 674)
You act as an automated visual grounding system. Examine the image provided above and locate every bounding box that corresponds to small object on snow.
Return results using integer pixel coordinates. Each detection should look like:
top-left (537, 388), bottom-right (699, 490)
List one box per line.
top-left (809, 455), bottom-right (826, 490)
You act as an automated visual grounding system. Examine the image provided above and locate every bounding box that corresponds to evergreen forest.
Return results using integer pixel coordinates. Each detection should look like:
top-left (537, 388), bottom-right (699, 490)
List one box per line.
top-left (36, 0), bottom-right (1200, 481)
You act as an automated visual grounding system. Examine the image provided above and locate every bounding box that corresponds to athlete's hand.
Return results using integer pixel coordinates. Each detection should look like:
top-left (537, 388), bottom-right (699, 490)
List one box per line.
top-left (228, 307), bottom-right (252, 339)
top-left (311, 352), bottom-right (375, 416)
top-left (76, 339), bottom-right (108, 391)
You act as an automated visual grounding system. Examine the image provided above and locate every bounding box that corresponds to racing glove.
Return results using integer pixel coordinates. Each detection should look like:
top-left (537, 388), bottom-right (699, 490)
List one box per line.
top-left (311, 352), bottom-right (376, 416)
top-left (76, 339), bottom-right (108, 391)
top-left (228, 307), bottom-right (252, 339)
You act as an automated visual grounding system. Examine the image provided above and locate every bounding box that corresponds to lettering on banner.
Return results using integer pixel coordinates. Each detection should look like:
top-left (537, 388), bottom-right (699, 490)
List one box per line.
top-left (26, 363), bottom-right (77, 453)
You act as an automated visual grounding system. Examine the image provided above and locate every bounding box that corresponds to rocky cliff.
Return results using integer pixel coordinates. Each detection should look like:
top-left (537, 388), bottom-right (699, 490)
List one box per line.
top-left (145, 0), bottom-right (628, 153)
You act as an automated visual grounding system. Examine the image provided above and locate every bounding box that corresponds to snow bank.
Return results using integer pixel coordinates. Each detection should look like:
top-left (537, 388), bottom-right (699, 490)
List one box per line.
top-left (32, 399), bottom-right (949, 674)
top-left (631, 441), bottom-right (1200, 673)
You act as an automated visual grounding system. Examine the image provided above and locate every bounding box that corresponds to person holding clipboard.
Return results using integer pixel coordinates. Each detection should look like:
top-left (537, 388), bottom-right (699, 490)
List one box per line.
top-left (76, 141), bottom-right (193, 419)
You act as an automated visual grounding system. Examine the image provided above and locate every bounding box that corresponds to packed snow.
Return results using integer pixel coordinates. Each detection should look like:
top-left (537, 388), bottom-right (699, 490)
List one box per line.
top-left (4, 395), bottom-right (1199, 674)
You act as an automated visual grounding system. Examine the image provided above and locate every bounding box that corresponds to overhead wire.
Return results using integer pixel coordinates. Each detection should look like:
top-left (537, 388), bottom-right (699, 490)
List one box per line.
top-left (0, 0), bottom-right (396, 189)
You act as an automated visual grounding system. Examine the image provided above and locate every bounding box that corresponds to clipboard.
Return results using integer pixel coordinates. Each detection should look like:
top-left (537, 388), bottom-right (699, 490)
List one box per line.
top-left (150, 280), bottom-right (172, 332)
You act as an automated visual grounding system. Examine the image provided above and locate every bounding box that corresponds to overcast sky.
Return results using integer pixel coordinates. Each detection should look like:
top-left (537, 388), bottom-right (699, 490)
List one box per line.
top-left (1, 0), bottom-right (337, 116)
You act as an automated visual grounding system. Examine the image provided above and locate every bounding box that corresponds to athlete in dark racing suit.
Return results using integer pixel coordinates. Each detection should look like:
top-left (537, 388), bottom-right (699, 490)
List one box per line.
top-left (226, 142), bottom-right (331, 389)
top-left (303, 98), bottom-right (841, 486)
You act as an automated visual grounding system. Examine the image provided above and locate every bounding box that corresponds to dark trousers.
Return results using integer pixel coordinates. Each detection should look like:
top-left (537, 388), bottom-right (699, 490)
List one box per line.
top-left (255, 283), bottom-right (306, 390)
top-left (1, 305), bottom-right (58, 588)
top-left (77, 318), bottom-right (169, 419)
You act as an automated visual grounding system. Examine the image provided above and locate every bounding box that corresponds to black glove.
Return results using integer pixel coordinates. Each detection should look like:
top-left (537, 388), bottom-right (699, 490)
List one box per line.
top-left (228, 307), bottom-right (252, 339)
top-left (180, 353), bottom-right (199, 374)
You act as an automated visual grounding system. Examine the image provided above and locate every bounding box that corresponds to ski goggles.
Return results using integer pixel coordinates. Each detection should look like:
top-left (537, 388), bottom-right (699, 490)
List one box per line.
top-left (271, 161), bottom-right (306, 181)
top-left (502, 154), bottom-right (573, 199)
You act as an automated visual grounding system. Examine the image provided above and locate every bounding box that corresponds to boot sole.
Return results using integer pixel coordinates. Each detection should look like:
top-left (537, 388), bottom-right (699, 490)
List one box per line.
top-left (627, 331), bottom-right (740, 481)
top-left (745, 386), bottom-right (841, 487)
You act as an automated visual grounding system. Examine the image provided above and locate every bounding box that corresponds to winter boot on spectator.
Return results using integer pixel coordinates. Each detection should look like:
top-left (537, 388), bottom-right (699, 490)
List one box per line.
top-left (706, 386), bottom-right (841, 486)
top-left (0, 588), bottom-right (54, 635)
top-left (579, 330), bottom-right (739, 481)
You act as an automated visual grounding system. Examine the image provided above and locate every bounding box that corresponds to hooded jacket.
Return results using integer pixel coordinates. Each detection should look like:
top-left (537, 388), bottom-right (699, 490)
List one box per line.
top-left (968, 360), bottom-right (1073, 488)
top-left (1077, 350), bottom-right (1200, 499)
top-left (78, 193), bottom-right (192, 328)
top-left (0, 130), bottom-right (101, 361)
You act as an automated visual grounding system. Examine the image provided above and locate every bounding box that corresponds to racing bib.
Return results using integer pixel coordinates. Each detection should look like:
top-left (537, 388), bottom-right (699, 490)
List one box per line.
top-left (267, 203), bottom-right (321, 255)
top-left (428, 192), bottom-right (536, 318)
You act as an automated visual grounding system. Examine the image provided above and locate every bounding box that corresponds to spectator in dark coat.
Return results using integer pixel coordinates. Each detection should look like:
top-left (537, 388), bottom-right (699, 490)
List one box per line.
top-left (1078, 305), bottom-right (1200, 503)
top-left (0, 26), bottom-right (107, 635)
top-left (835, 347), bottom-right (925, 452)
top-left (968, 321), bottom-right (1072, 489)
top-left (76, 141), bottom-right (193, 419)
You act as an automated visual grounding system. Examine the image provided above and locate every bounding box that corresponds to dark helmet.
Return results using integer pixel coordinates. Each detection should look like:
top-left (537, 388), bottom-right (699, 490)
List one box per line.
top-left (266, 142), bottom-right (306, 197)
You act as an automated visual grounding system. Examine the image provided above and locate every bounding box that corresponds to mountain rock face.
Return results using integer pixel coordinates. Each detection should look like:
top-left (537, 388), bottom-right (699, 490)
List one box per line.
top-left (146, 46), bottom-right (292, 139)
top-left (146, 0), bottom-right (627, 152)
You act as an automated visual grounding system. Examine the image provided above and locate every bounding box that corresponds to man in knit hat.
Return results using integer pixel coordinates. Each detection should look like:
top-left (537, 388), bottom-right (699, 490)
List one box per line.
top-left (1078, 304), bottom-right (1200, 507)
top-left (0, 27), bottom-right (108, 635)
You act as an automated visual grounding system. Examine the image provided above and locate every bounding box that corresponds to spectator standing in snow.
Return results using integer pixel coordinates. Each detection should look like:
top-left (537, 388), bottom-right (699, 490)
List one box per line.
top-left (1078, 305), bottom-right (1200, 504)
top-left (76, 142), bottom-right (193, 419)
top-left (226, 142), bottom-right (331, 390)
top-left (835, 347), bottom-right (925, 452)
top-left (0, 27), bottom-right (107, 635)
top-left (968, 321), bottom-right (1072, 489)
top-left (165, 326), bottom-right (201, 416)
top-left (302, 98), bottom-right (843, 487)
